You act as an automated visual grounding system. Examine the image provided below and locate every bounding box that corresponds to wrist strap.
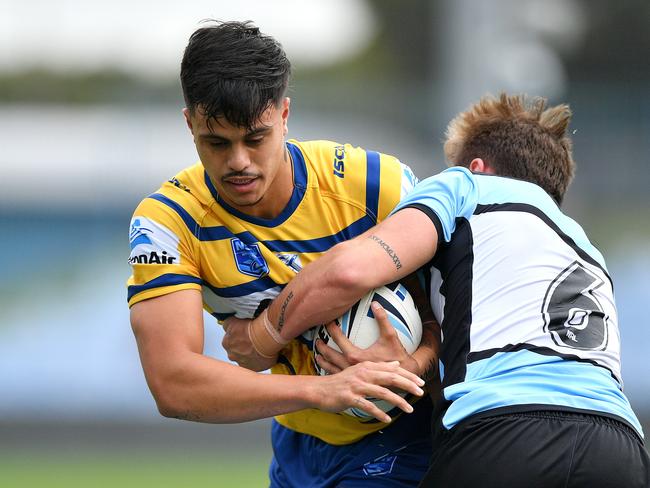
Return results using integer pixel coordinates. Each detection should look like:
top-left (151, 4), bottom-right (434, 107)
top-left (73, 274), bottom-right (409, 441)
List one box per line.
top-left (248, 309), bottom-right (289, 358)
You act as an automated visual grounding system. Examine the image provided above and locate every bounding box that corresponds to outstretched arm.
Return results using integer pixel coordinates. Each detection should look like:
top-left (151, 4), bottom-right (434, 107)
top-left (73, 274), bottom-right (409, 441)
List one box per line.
top-left (247, 208), bottom-right (439, 358)
top-left (130, 289), bottom-right (424, 423)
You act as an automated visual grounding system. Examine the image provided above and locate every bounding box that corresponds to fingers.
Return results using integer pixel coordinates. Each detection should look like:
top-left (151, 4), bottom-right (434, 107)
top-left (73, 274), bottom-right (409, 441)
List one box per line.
top-left (345, 361), bottom-right (425, 422)
top-left (370, 302), bottom-right (397, 339)
top-left (351, 396), bottom-right (393, 423)
top-left (315, 360), bottom-right (426, 422)
top-left (325, 320), bottom-right (356, 355)
top-left (314, 349), bottom-right (343, 374)
top-left (315, 338), bottom-right (350, 373)
top-left (368, 361), bottom-right (425, 397)
top-left (221, 319), bottom-right (232, 333)
top-left (356, 384), bottom-right (412, 419)
top-left (221, 332), bottom-right (232, 351)
top-left (349, 361), bottom-right (425, 396)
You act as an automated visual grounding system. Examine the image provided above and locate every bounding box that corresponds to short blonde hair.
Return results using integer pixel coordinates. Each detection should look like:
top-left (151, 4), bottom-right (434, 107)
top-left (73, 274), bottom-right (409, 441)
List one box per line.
top-left (444, 93), bottom-right (575, 204)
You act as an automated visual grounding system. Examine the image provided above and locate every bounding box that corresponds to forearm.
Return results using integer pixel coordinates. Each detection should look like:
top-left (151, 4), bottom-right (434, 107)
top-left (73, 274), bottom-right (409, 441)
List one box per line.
top-left (269, 233), bottom-right (417, 344)
top-left (270, 239), bottom-right (374, 340)
top-left (249, 209), bottom-right (439, 358)
top-left (132, 291), bottom-right (319, 423)
top-left (145, 351), bottom-right (425, 425)
top-left (146, 352), bottom-right (321, 423)
top-left (131, 290), bottom-right (423, 423)
top-left (410, 326), bottom-right (439, 379)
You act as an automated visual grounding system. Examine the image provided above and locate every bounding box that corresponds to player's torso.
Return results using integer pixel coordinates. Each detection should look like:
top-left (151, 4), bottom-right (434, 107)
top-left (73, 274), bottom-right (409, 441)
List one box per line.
top-left (198, 179), bottom-right (360, 323)
top-left (151, 139), bottom-right (410, 444)
top-left (428, 174), bottom-right (641, 434)
top-left (430, 201), bottom-right (620, 382)
top-left (196, 140), bottom-right (396, 320)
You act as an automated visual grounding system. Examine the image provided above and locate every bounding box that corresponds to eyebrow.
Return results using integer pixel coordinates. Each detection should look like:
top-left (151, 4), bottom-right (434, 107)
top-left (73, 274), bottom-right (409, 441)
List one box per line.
top-left (199, 126), bottom-right (272, 142)
top-left (246, 126), bottom-right (272, 137)
top-left (199, 134), bottom-right (229, 142)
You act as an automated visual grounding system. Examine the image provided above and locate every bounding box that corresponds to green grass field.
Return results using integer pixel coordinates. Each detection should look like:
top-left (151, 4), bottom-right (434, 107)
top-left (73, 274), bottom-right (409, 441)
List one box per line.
top-left (1, 452), bottom-right (270, 488)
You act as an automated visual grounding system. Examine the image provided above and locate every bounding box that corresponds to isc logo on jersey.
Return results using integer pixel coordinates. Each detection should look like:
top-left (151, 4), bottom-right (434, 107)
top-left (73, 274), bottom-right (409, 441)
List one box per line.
top-left (128, 217), bottom-right (181, 265)
top-left (332, 145), bottom-right (346, 178)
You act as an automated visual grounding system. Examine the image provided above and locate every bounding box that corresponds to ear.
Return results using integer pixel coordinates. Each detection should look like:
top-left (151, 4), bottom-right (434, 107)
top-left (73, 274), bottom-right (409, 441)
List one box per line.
top-left (281, 97), bottom-right (290, 136)
top-left (469, 158), bottom-right (494, 174)
top-left (182, 108), bottom-right (194, 133)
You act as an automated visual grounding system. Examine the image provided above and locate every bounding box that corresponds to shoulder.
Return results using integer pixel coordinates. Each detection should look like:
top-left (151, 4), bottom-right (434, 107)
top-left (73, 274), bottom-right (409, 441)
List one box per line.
top-left (418, 166), bottom-right (476, 191)
top-left (131, 162), bottom-right (212, 242)
top-left (288, 139), bottom-right (406, 178)
top-left (401, 167), bottom-right (478, 209)
top-left (393, 167), bottom-right (480, 242)
top-left (289, 139), bottom-right (410, 220)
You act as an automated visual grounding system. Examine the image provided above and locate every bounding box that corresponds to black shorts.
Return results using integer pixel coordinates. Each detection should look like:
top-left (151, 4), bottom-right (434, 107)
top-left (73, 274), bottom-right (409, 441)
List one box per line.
top-left (419, 409), bottom-right (650, 488)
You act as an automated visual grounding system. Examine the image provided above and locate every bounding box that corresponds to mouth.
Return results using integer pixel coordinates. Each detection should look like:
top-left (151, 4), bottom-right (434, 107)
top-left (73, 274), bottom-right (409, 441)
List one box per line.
top-left (223, 175), bottom-right (259, 193)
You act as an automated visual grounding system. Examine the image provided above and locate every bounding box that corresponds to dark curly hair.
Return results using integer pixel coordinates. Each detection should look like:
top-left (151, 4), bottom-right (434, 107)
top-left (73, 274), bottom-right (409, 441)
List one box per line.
top-left (180, 20), bottom-right (292, 130)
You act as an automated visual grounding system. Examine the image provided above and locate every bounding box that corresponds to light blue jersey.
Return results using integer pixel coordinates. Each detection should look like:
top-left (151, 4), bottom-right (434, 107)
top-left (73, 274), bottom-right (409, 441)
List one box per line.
top-left (394, 167), bottom-right (643, 437)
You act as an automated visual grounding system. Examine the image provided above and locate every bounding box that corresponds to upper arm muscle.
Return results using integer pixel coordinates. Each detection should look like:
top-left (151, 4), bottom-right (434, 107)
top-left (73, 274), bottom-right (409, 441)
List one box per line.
top-left (130, 289), bottom-right (205, 376)
top-left (353, 207), bottom-right (439, 287)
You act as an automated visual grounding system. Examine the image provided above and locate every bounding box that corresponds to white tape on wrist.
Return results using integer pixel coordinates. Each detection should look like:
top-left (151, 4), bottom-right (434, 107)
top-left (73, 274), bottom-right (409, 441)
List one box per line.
top-left (248, 309), bottom-right (288, 358)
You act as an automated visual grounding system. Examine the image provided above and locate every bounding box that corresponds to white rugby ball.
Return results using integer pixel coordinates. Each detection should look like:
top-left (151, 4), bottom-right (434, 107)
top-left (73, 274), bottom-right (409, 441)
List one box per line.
top-left (313, 282), bottom-right (422, 419)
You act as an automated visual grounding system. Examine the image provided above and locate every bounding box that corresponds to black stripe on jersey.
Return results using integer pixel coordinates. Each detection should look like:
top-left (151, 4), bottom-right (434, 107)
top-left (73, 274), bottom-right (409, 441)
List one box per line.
top-left (432, 217), bottom-right (474, 389)
top-left (421, 265), bottom-right (433, 304)
top-left (276, 354), bottom-right (297, 375)
top-left (150, 191), bottom-right (378, 249)
top-left (474, 203), bottom-right (612, 287)
top-left (467, 343), bottom-right (619, 381)
top-left (399, 203), bottom-right (444, 249)
top-left (148, 193), bottom-right (204, 240)
top-left (212, 311), bottom-right (234, 321)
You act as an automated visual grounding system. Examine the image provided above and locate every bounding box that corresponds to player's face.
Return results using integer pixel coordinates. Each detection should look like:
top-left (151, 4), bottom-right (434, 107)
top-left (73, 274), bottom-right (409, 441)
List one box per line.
top-left (184, 98), bottom-right (291, 218)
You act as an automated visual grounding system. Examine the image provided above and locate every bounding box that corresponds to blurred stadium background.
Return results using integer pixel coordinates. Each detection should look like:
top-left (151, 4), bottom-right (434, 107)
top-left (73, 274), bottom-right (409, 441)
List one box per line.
top-left (1, 0), bottom-right (648, 486)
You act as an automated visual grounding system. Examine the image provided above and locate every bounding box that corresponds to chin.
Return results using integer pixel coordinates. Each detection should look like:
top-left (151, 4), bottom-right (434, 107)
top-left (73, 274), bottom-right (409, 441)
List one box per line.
top-left (226, 194), bottom-right (263, 209)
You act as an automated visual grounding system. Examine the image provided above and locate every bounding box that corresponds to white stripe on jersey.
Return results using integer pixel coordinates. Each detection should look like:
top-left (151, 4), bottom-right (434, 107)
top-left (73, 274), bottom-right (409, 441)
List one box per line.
top-left (468, 211), bottom-right (620, 381)
top-left (203, 285), bottom-right (282, 319)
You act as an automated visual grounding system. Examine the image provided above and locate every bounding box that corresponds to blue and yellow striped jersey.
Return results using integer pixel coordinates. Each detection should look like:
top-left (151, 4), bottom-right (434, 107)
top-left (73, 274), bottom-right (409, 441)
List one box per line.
top-left (127, 139), bottom-right (418, 444)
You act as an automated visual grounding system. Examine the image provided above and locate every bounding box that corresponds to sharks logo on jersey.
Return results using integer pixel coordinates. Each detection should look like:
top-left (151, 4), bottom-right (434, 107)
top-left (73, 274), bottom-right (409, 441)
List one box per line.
top-left (129, 217), bottom-right (180, 265)
top-left (231, 238), bottom-right (269, 278)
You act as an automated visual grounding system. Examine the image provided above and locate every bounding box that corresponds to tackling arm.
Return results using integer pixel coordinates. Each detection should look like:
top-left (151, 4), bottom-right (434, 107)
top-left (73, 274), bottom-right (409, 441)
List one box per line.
top-left (248, 208), bottom-right (439, 360)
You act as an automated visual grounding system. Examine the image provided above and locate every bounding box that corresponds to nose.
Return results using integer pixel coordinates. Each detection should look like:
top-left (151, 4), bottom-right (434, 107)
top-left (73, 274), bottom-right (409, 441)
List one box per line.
top-left (227, 144), bottom-right (252, 172)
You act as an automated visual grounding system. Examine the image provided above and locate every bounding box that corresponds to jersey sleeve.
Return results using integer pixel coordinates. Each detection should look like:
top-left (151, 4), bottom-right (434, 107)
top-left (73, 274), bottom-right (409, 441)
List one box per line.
top-left (398, 161), bottom-right (419, 199)
top-left (392, 166), bottom-right (479, 243)
top-left (375, 153), bottom-right (419, 221)
top-left (126, 195), bottom-right (202, 307)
